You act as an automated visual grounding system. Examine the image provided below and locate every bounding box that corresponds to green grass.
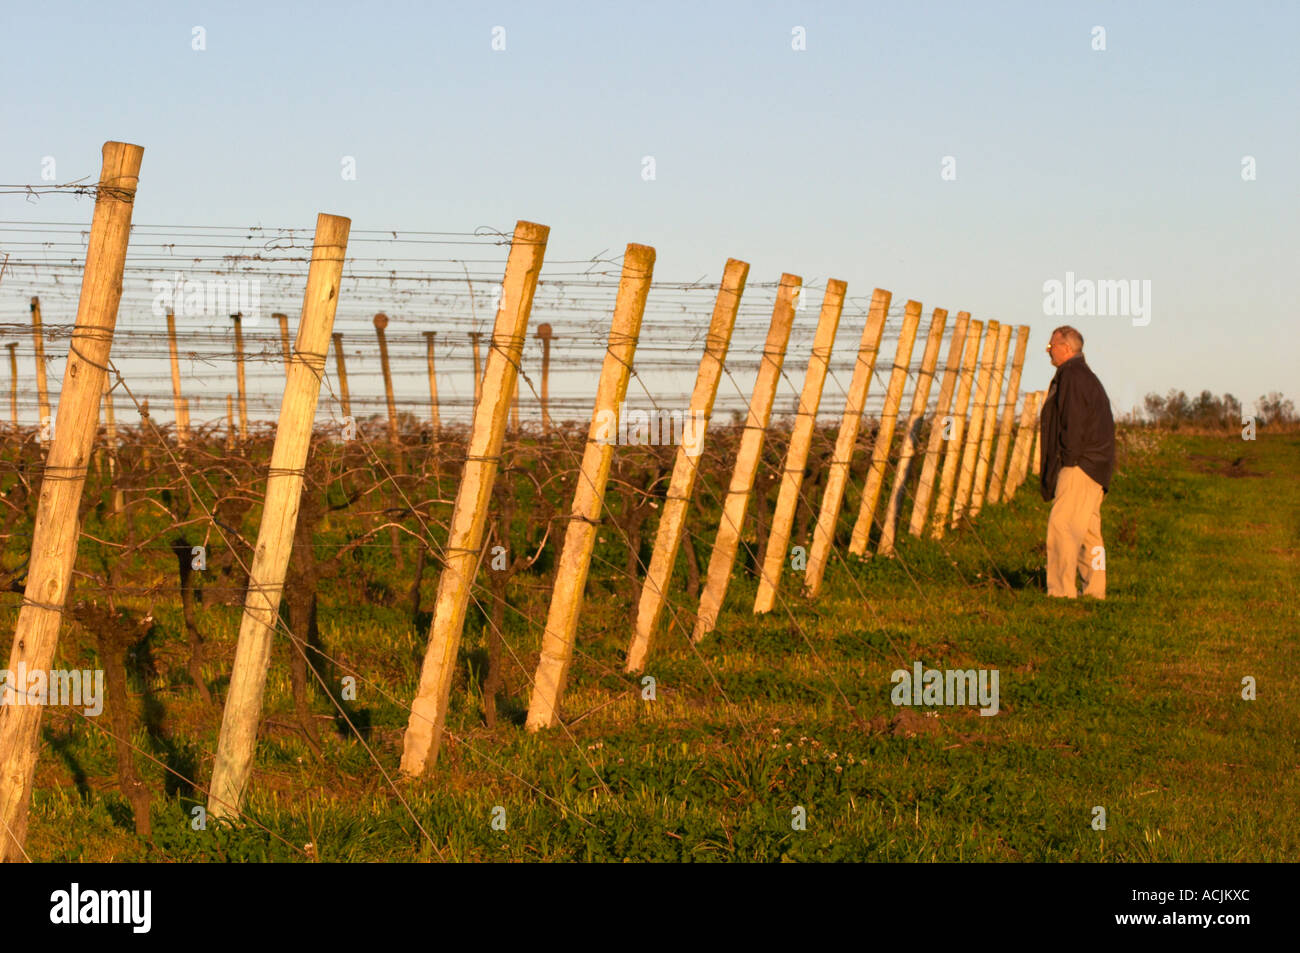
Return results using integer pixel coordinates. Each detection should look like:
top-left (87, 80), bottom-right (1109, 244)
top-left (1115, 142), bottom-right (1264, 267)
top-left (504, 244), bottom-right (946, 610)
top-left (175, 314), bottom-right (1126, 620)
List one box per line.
top-left (8, 429), bottom-right (1299, 861)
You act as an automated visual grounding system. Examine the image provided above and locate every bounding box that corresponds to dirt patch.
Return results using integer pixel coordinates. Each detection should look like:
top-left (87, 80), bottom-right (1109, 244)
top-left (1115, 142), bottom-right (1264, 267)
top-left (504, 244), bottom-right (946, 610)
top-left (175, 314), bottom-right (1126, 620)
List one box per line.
top-left (1186, 453), bottom-right (1265, 478)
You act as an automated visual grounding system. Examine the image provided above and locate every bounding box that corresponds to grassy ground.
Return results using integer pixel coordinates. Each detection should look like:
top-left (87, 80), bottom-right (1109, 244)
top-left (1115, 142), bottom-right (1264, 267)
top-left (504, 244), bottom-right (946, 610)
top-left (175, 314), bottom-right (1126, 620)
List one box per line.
top-left (12, 429), bottom-right (1299, 861)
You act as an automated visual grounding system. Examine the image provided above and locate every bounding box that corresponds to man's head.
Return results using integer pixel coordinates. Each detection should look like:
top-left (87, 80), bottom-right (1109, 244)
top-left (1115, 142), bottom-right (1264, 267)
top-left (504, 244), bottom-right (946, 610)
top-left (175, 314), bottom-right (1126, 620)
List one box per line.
top-left (1047, 325), bottom-right (1083, 368)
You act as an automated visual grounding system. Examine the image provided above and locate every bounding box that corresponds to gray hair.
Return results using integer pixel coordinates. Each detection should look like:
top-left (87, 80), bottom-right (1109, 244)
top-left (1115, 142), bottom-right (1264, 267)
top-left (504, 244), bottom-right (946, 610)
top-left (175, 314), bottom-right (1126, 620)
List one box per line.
top-left (1051, 325), bottom-right (1084, 351)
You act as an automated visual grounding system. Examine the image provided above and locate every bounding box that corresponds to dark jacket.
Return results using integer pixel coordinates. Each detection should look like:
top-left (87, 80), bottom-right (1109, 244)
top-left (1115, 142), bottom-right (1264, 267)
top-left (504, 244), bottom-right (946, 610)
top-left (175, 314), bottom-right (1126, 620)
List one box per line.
top-left (1040, 354), bottom-right (1115, 501)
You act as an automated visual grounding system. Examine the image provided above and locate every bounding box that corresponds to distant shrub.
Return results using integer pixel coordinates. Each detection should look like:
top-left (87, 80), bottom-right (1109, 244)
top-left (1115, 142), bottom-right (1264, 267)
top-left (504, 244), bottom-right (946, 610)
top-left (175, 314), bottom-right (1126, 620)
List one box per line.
top-left (1120, 389), bottom-right (1298, 431)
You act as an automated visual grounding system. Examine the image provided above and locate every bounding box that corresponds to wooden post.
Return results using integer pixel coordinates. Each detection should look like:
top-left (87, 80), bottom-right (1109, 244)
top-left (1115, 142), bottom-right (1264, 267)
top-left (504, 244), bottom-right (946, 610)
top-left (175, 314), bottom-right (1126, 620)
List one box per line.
top-left (526, 245), bottom-right (655, 729)
top-left (931, 320), bottom-right (983, 539)
top-left (103, 379), bottom-right (122, 512)
top-left (5, 343), bottom-right (16, 428)
top-left (225, 394), bottom-right (235, 451)
top-left (29, 297), bottom-right (51, 443)
top-left (232, 313), bottom-right (249, 443)
top-left (400, 221), bottom-right (549, 775)
top-left (985, 325), bottom-right (1030, 505)
top-left (166, 312), bottom-right (190, 445)
top-left (752, 280), bottom-right (846, 614)
top-left (101, 374), bottom-right (119, 473)
top-left (848, 299), bottom-right (922, 556)
top-left (877, 307), bottom-right (948, 555)
top-left (331, 332), bottom-right (352, 421)
top-left (208, 213), bottom-right (351, 820)
top-left (422, 331), bottom-right (440, 432)
top-left (968, 322), bottom-right (1012, 518)
top-left (374, 313), bottom-right (399, 446)
top-left (1031, 391), bottom-right (1043, 476)
top-left (469, 330), bottom-right (483, 409)
top-left (906, 312), bottom-right (968, 538)
top-left (802, 289), bottom-right (891, 598)
top-left (536, 323), bottom-right (554, 432)
top-left (0, 141), bottom-right (144, 862)
top-left (510, 377), bottom-right (520, 433)
top-left (950, 319), bottom-right (1000, 527)
top-left (692, 274), bottom-right (800, 644)
top-left (275, 313), bottom-right (291, 378)
top-left (625, 259), bottom-right (748, 673)
top-left (1003, 391), bottom-right (1040, 501)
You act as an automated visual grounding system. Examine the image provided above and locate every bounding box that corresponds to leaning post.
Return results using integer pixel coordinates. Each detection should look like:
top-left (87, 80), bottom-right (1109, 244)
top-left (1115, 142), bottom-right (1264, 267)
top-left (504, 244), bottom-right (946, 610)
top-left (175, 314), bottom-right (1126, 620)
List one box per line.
top-left (400, 221), bottom-right (549, 775)
top-left (950, 319), bottom-right (1000, 527)
top-left (29, 297), bottom-right (51, 443)
top-left (877, 306), bottom-right (948, 555)
top-left (985, 325), bottom-right (1030, 505)
top-left (802, 288), bottom-right (891, 598)
top-left (526, 244), bottom-right (655, 730)
top-left (753, 279), bottom-right (846, 614)
top-left (848, 299), bottom-right (922, 556)
top-left (625, 259), bottom-right (748, 673)
top-left (905, 311), bottom-right (968, 538)
top-left (331, 332), bottom-right (352, 421)
top-left (0, 141), bottom-right (144, 862)
top-left (931, 320), bottom-right (984, 539)
top-left (968, 322), bottom-right (1012, 519)
top-left (691, 274), bottom-right (800, 644)
top-left (373, 313), bottom-right (400, 447)
top-left (207, 213), bottom-right (352, 819)
top-left (166, 312), bottom-right (190, 445)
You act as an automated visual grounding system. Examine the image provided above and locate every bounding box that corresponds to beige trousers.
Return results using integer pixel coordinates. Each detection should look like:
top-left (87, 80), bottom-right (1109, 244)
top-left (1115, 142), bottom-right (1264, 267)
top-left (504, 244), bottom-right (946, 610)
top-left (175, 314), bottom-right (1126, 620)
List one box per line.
top-left (1046, 465), bottom-right (1106, 599)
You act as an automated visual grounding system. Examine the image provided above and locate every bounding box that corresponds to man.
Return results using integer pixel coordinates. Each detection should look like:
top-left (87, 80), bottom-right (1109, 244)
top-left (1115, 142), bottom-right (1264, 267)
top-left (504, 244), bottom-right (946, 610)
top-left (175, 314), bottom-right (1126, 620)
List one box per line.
top-left (1039, 326), bottom-right (1115, 598)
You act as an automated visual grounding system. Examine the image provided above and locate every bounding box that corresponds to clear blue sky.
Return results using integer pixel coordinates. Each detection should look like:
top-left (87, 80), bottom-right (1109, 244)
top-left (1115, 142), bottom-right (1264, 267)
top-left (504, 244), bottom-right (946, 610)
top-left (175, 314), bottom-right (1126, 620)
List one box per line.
top-left (1, 0), bottom-right (1296, 420)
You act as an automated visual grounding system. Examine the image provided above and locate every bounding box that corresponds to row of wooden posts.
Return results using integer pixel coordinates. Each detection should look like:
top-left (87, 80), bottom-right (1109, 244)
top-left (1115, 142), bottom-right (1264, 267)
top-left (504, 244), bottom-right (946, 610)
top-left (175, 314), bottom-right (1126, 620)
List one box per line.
top-left (0, 142), bottom-right (1045, 859)
top-left (6, 300), bottom-right (558, 446)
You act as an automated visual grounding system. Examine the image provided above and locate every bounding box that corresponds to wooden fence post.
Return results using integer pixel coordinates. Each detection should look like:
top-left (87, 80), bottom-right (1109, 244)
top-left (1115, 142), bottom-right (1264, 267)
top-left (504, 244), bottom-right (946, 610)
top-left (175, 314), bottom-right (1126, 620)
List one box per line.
top-left (0, 141), bottom-right (143, 861)
top-left (950, 320), bottom-right (1001, 527)
top-left (422, 331), bottom-right (440, 432)
top-left (232, 313), bottom-right (249, 443)
top-left (1031, 391), bottom-right (1043, 476)
top-left (526, 244), bottom-right (655, 729)
top-left (985, 325), bottom-right (1030, 505)
top-left (877, 307), bottom-right (948, 555)
top-left (1004, 390), bottom-right (1039, 501)
top-left (692, 274), bottom-right (800, 643)
top-left (905, 311), bottom-right (968, 538)
top-left (166, 312), bottom-right (190, 445)
top-left (374, 313), bottom-right (399, 446)
top-left (968, 322), bottom-right (1012, 518)
top-left (752, 280), bottom-right (846, 614)
top-left (208, 213), bottom-right (352, 819)
top-left (931, 320), bottom-right (983, 539)
top-left (5, 343), bottom-right (16, 428)
top-left (331, 332), bottom-right (352, 421)
top-left (275, 313), bottom-right (291, 378)
top-left (848, 299), bottom-right (922, 556)
top-left (802, 288), bottom-right (891, 598)
top-left (469, 330), bottom-right (483, 410)
top-left (625, 259), bottom-right (748, 673)
top-left (536, 323), bottom-right (554, 432)
top-left (400, 221), bottom-right (549, 775)
top-left (29, 297), bottom-right (51, 443)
